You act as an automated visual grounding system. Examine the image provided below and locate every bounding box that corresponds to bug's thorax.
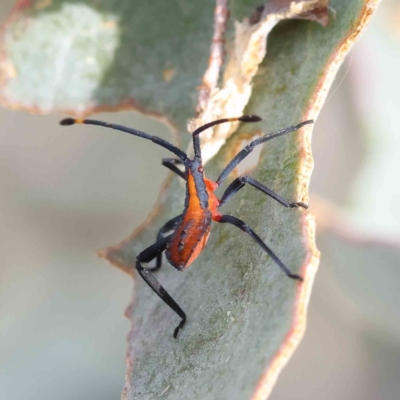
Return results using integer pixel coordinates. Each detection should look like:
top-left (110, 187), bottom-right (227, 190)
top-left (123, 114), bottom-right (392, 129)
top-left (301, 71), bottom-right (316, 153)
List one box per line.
top-left (165, 159), bottom-right (220, 270)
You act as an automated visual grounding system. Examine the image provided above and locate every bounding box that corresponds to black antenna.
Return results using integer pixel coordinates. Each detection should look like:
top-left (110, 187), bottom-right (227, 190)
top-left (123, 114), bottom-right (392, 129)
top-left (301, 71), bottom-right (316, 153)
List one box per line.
top-left (191, 115), bottom-right (262, 159)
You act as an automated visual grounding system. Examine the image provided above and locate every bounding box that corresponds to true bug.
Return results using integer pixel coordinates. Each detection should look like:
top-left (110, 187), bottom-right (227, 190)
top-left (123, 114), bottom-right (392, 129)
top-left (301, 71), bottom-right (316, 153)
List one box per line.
top-left (60, 115), bottom-right (313, 338)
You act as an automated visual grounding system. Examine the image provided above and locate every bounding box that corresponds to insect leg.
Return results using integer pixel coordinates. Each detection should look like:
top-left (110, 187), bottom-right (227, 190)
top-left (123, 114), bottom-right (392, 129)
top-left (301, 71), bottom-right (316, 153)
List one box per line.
top-left (136, 235), bottom-right (186, 338)
top-left (218, 176), bottom-right (307, 209)
top-left (60, 118), bottom-right (188, 161)
top-left (217, 214), bottom-right (303, 281)
top-left (216, 120), bottom-right (313, 186)
top-left (147, 214), bottom-right (183, 272)
top-left (162, 158), bottom-right (186, 180)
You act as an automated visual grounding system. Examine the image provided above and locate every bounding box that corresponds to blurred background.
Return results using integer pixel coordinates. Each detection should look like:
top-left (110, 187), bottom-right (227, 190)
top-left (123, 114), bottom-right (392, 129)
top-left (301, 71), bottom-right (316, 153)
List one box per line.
top-left (1, 1), bottom-right (400, 399)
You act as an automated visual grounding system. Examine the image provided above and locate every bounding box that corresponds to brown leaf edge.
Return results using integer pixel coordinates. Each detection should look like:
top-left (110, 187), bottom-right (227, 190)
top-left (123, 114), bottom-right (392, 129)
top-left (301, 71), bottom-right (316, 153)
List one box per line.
top-left (251, 1), bottom-right (381, 398)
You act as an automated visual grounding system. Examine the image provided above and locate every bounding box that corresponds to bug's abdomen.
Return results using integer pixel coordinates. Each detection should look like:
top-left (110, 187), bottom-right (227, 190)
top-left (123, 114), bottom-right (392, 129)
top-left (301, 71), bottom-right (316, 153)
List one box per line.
top-left (166, 210), bottom-right (212, 270)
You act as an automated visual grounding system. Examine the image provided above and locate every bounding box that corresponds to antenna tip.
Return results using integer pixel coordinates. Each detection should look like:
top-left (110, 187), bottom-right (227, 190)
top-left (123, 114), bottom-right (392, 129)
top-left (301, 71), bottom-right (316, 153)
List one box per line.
top-left (60, 118), bottom-right (76, 126)
top-left (239, 115), bottom-right (262, 123)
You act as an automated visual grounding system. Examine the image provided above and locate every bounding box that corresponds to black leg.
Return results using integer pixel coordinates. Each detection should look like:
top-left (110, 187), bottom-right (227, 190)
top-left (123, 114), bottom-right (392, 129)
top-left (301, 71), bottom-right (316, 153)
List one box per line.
top-left (217, 215), bottom-right (303, 281)
top-left (216, 120), bottom-right (313, 186)
top-left (147, 214), bottom-right (183, 272)
top-left (162, 158), bottom-right (186, 180)
top-left (219, 176), bottom-right (308, 209)
top-left (136, 235), bottom-right (186, 338)
top-left (60, 118), bottom-right (188, 161)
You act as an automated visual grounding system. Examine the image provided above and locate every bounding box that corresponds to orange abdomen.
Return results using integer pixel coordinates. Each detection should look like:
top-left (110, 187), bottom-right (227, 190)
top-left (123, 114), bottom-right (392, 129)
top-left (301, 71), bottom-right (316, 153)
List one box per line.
top-left (166, 210), bottom-right (212, 270)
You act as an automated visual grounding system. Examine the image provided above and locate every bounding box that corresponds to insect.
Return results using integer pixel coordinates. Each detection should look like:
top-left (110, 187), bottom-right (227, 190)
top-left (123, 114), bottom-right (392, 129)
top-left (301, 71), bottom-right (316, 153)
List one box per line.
top-left (60, 115), bottom-right (313, 338)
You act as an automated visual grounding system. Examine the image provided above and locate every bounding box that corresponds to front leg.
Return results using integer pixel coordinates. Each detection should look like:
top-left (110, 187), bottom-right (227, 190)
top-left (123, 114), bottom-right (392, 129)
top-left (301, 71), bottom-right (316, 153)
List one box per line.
top-left (219, 176), bottom-right (308, 209)
top-left (136, 235), bottom-right (186, 338)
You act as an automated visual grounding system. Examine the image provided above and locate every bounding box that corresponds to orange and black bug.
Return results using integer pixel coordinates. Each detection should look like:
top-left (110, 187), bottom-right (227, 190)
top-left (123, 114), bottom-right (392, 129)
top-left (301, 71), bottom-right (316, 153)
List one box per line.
top-left (60, 115), bottom-right (313, 338)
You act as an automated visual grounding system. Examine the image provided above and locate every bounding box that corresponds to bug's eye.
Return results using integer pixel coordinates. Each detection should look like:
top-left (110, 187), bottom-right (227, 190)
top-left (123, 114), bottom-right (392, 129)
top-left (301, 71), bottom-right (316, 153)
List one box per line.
top-left (197, 166), bottom-right (204, 173)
